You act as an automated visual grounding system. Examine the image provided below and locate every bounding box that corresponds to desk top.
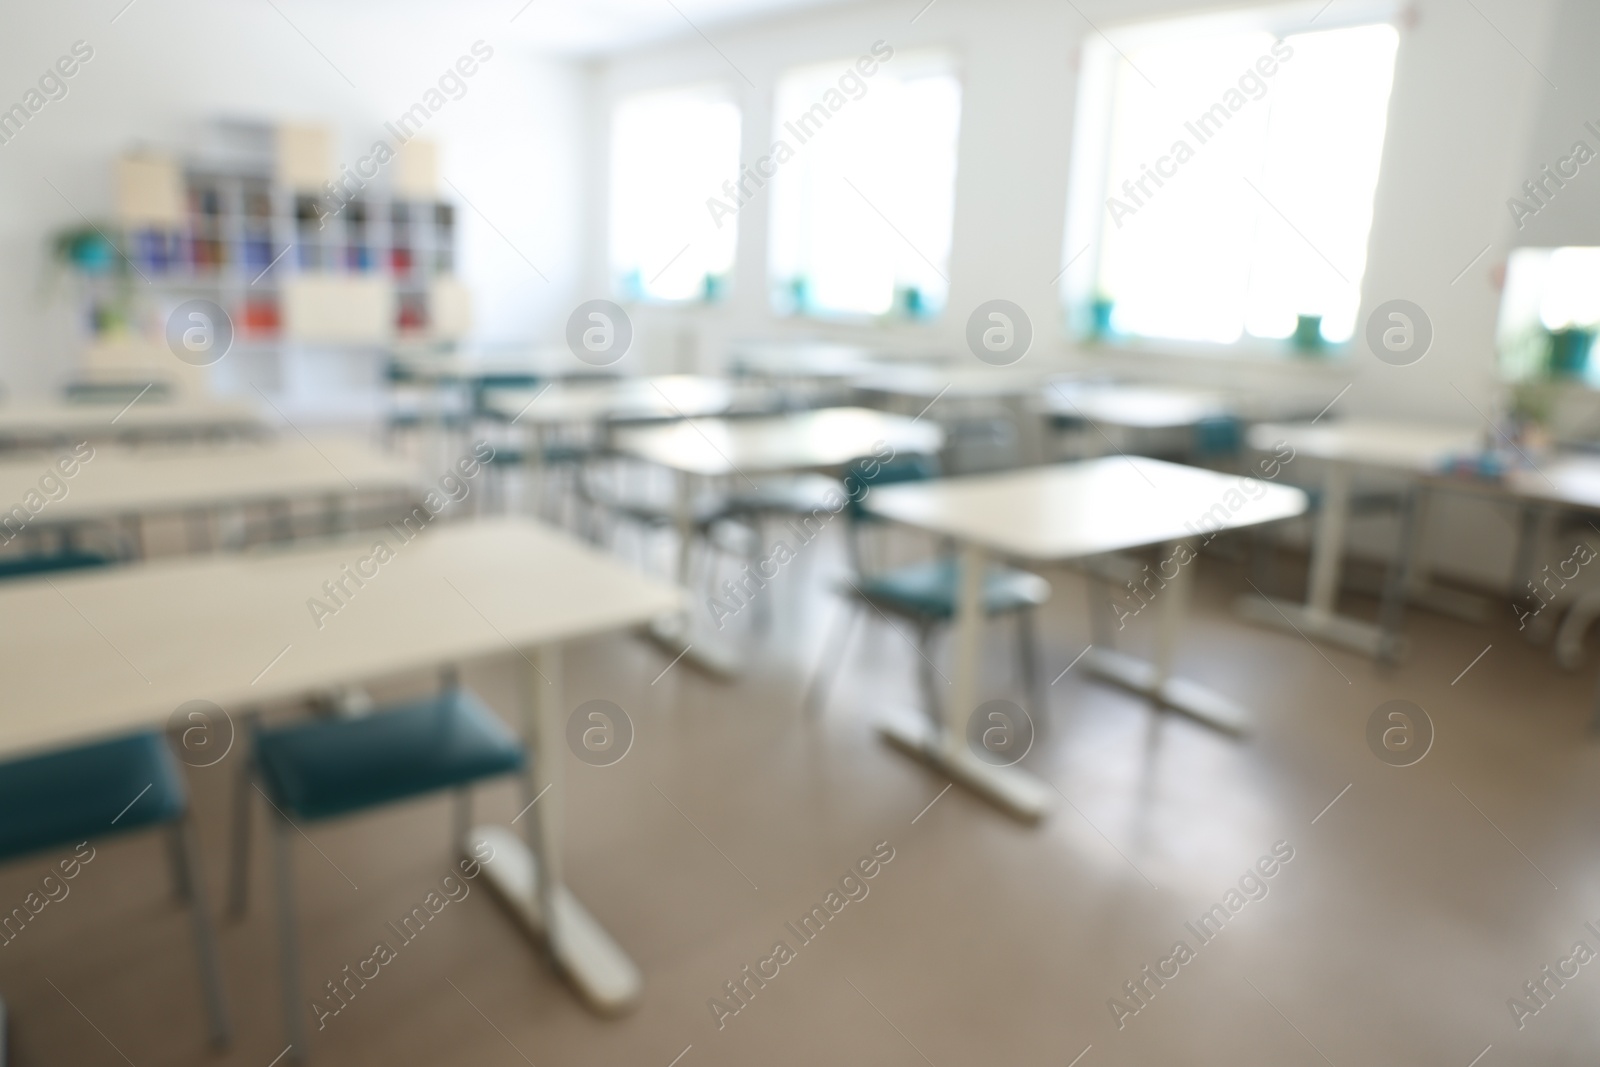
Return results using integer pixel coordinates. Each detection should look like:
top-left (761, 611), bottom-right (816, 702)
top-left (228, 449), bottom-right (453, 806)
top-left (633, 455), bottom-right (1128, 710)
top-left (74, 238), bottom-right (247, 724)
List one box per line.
top-left (611, 406), bottom-right (945, 477)
top-left (0, 438), bottom-right (425, 523)
top-left (1042, 380), bottom-right (1229, 430)
top-left (850, 364), bottom-right (1045, 400)
top-left (727, 341), bottom-right (882, 379)
top-left (0, 518), bottom-right (682, 758)
top-left (483, 375), bottom-right (776, 427)
top-left (388, 348), bottom-right (569, 383)
top-left (865, 457), bottom-right (1307, 560)
top-left (1250, 419), bottom-right (1480, 471)
top-left (0, 399), bottom-right (267, 441)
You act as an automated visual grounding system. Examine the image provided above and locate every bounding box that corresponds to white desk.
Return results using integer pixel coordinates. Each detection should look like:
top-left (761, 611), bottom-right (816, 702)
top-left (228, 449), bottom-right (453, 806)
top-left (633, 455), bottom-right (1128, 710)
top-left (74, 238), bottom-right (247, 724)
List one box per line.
top-left (389, 351), bottom-right (557, 385)
top-left (850, 364), bottom-right (1045, 401)
top-left (865, 457), bottom-right (1307, 819)
top-left (0, 517), bottom-right (680, 1014)
top-left (0, 438), bottom-right (423, 528)
top-left (1377, 451), bottom-right (1600, 661)
top-left (612, 405), bottom-right (944, 477)
top-left (482, 375), bottom-right (775, 428)
top-left (727, 341), bottom-right (882, 381)
top-left (1241, 419), bottom-right (1480, 656)
top-left (0, 399), bottom-right (267, 447)
top-left (852, 365), bottom-right (1049, 465)
top-left (612, 407), bottom-right (944, 674)
top-left (1041, 380), bottom-right (1229, 431)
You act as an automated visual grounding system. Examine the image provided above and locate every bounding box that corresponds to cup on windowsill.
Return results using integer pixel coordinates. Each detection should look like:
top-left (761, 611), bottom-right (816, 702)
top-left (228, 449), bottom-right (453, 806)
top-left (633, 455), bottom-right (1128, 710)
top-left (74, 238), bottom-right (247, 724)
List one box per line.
top-left (1292, 314), bottom-right (1325, 354)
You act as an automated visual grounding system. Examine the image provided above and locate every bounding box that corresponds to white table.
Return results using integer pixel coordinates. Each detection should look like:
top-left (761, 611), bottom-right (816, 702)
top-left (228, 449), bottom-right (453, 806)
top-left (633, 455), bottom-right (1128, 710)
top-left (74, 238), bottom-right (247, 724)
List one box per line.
top-left (1241, 419), bottom-right (1480, 656)
top-left (1041, 380), bottom-right (1229, 431)
top-left (388, 350), bottom-right (558, 385)
top-left (865, 457), bottom-right (1307, 820)
top-left (727, 340), bottom-right (882, 381)
top-left (0, 399), bottom-right (267, 447)
top-left (850, 364), bottom-right (1046, 401)
top-left (0, 438), bottom-right (426, 556)
top-left (482, 374), bottom-right (776, 428)
top-left (851, 364), bottom-right (1051, 466)
top-left (612, 407), bottom-right (945, 674)
top-left (1376, 450), bottom-right (1600, 659)
top-left (0, 517), bottom-right (681, 1014)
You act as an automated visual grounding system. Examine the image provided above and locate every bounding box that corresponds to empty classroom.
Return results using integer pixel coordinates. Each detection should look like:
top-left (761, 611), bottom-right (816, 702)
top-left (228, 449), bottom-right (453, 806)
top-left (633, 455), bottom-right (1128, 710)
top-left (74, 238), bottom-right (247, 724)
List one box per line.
top-left (0, 0), bottom-right (1597, 1064)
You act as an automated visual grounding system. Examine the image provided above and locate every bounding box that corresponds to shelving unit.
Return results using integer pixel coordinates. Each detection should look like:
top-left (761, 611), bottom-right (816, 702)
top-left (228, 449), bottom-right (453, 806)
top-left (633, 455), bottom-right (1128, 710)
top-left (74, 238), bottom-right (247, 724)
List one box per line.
top-left (67, 161), bottom-right (458, 346)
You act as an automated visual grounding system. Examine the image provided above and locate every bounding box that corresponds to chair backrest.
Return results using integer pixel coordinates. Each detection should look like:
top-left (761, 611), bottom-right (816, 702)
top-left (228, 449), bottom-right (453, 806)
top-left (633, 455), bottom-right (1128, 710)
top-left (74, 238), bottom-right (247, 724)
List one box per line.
top-left (843, 452), bottom-right (940, 574)
top-left (1193, 415), bottom-right (1242, 460)
top-left (844, 452), bottom-right (941, 520)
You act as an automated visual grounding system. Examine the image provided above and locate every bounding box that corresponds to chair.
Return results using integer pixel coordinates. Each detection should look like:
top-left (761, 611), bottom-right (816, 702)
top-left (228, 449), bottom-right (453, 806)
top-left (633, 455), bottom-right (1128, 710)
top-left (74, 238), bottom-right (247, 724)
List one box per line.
top-left (229, 679), bottom-right (525, 1060)
top-left (806, 454), bottom-right (1051, 723)
top-left (0, 731), bottom-right (231, 1046)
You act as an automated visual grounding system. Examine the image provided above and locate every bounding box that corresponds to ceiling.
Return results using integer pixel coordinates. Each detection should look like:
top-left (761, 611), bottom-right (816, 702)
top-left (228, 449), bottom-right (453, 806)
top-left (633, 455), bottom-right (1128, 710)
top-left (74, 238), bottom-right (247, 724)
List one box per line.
top-left (334, 0), bottom-right (861, 56)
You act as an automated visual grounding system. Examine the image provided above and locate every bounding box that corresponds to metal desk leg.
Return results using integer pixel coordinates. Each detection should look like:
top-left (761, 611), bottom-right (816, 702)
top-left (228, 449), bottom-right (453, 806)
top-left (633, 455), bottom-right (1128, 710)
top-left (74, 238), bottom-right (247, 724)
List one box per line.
top-left (877, 543), bottom-right (1051, 822)
top-left (647, 470), bottom-right (742, 677)
top-left (471, 645), bottom-right (643, 1014)
top-left (1084, 540), bottom-right (1250, 736)
top-left (1236, 461), bottom-right (1386, 655)
top-left (1377, 486), bottom-right (1423, 665)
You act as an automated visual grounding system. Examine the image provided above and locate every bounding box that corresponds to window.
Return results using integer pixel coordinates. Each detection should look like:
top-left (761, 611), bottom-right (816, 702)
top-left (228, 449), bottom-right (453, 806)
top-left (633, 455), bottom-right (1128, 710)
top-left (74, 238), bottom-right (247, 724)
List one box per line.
top-left (610, 84), bottom-right (740, 302)
top-left (1497, 247), bottom-right (1600, 384)
top-left (768, 51), bottom-right (961, 320)
top-left (1061, 8), bottom-right (1400, 349)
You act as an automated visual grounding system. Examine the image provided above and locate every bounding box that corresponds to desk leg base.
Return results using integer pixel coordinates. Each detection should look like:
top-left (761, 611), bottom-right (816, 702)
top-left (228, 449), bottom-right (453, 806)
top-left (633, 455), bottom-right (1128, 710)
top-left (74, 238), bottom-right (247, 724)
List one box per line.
top-left (644, 615), bottom-right (744, 680)
top-left (1233, 595), bottom-right (1390, 658)
top-left (468, 825), bottom-right (642, 1016)
top-left (1406, 582), bottom-right (1489, 623)
top-left (876, 714), bottom-right (1050, 823)
top-left (1080, 648), bottom-right (1250, 737)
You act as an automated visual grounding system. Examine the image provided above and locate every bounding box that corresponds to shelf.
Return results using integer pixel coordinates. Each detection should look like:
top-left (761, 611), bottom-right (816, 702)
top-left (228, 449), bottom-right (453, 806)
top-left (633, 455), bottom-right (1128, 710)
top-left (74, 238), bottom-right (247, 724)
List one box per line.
top-left (71, 163), bottom-right (461, 342)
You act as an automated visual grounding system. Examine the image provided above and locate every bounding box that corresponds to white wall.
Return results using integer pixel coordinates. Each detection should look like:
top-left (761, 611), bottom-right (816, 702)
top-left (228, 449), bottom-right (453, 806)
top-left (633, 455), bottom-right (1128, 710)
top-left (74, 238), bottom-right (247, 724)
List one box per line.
top-left (0, 1), bottom-right (587, 401)
top-left (591, 0), bottom-right (1567, 588)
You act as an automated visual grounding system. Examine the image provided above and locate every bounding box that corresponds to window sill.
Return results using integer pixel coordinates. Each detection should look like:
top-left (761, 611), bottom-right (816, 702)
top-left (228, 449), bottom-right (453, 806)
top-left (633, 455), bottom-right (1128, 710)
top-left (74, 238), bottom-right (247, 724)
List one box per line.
top-left (1067, 336), bottom-right (1357, 401)
top-left (1076, 334), bottom-right (1352, 364)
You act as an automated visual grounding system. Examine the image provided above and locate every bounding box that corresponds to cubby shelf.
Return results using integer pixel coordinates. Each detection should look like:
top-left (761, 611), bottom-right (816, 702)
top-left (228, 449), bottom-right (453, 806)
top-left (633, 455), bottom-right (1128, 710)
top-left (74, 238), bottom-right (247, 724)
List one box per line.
top-left (71, 164), bottom-right (457, 343)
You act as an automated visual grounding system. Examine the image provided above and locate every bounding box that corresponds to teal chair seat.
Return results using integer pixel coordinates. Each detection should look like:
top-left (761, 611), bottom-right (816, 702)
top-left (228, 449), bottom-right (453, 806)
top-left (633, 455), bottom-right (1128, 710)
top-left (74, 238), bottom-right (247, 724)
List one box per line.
top-left (0, 730), bottom-right (230, 1045)
top-left (0, 731), bottom-right (184, 860)
top-left (855, 558), bottom-right (1050, 620)
top-left (252, 688), bottom-right (524, 822)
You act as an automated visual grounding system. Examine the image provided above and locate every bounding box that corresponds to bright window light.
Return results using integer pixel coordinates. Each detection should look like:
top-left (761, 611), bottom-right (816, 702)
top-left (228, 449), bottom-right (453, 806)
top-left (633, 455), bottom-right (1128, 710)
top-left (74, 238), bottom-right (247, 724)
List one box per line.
top-left (610, 84), bottom-right (741, 302)
top-left (769, 53), bottom-right (961, 319)
top-left (1496, 247), bottom-right (1600, 382)
top-left (1063, 14), bottom-right (1399, 348)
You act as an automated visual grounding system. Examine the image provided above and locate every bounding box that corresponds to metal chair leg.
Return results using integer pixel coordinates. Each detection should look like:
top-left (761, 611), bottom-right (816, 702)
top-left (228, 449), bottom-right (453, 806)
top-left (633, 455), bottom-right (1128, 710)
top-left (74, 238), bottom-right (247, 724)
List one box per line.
top-left (804, 599), bottom-right (861, 718)
top-left (915, 620), bottom-right (943, 734)
top-left (452, 789), bottom-right (472, 851)
top-left (271, 811), bottom-right (309, 1060)
top-left (165, 824), bottom-right (193, 902)
top-left (228, 747), bottom-right (253, 920)
top-left (173, 814), bottom-right (233, 1047)
top-left (1590, 666), bottom-right (1600, 734)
